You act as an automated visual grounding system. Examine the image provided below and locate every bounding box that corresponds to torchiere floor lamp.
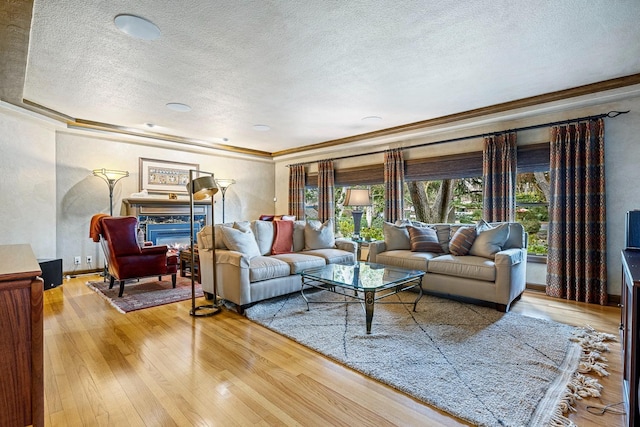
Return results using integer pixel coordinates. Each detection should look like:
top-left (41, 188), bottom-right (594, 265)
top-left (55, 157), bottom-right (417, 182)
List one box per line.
top-left (215, 178), bottom-right (235, 222)
top-left (92, 168), bottom-right (129, 216)
top-left (187, 170), bottom-right (222, 317)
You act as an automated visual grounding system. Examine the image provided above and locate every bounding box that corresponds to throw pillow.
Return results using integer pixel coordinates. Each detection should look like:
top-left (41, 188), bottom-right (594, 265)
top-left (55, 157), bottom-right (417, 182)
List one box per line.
top-left (292, 220), bottom-right (306, 252)
top-left (304, 219), bottom-right (335, 250)
top-left (383, 222), bottom-right (410, 251)
top-left (407, 226), bottom-right (443, 253)
top-left (271, 219), bottom-right (294, 255)
top-left (469, 222), bottom-right (510, 259)
top-left (449, 226), bottom-right (477, 256)
top-left (219, 224), bottom-right (261, 259)
top-left (252, 220), bottom-right (275, 255)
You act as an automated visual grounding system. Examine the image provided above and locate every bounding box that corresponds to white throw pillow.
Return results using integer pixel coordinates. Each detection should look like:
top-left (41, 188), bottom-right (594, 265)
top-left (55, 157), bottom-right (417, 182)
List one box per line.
top-left (304, 219), bottom-right (335, 250)
top-left (469, 221), bottom-right (510, 259)
top-left (219, 224), bottom-right (261, 258)
top-left (293, 220), bottom-right (306, 252)
top-left (383, 222), bottom-right (410, 251)
top-left (251, 220), bottom-right (275, 256)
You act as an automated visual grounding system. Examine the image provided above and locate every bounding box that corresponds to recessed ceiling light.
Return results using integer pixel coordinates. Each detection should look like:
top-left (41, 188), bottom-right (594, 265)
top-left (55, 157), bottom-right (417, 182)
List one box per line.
top-left (362, 116), bottom-right (383, 123)
top-left (253, 124), bottom-right (271, 131)
top-left (166, 102), bottom-right (192, 112)
top-left (145, 122), bottom-right (156, 128)
top-left (114, 14), bottom-right (161, 40)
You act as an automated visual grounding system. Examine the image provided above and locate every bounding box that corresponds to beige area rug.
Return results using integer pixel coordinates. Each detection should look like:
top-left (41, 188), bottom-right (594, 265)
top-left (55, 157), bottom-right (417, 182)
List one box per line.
top-left (245, 290), bottom-right (615, 427)
top-left (86, 276), bottom-right (203, 313)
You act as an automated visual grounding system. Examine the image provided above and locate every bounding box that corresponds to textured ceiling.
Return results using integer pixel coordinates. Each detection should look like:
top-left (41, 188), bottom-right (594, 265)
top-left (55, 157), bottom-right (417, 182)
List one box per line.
top-left (16, 0), bottom-right (640, 154)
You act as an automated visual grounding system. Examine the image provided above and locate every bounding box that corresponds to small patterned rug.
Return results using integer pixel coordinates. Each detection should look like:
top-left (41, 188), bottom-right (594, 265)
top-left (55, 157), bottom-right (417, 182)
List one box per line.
top-left (86, 276), bottom-right (203, 313)
top-left (246, 290), bottom-right (614, 427)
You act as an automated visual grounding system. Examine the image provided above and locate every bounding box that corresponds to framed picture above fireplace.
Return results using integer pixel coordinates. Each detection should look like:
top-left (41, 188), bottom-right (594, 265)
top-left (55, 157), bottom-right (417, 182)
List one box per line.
top-left (139, 158), bottom-right (199, 194)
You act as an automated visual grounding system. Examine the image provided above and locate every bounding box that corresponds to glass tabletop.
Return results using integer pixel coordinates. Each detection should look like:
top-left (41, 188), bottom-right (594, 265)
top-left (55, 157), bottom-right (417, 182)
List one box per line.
top-left (301, 261), bottom-right (424, 290)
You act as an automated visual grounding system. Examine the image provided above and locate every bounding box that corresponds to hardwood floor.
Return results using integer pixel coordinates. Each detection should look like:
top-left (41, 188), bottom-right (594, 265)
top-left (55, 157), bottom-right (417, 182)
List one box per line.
top-left (43, 275), bottom-right (625, 426)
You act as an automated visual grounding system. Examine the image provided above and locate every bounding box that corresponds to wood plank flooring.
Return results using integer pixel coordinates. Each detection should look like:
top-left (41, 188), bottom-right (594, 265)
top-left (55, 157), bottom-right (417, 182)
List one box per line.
top-left (42, 275), bottom-right (624, 426)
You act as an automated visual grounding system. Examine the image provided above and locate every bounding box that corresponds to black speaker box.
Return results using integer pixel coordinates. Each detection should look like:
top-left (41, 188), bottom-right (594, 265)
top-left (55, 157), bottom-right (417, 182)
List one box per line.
top-left (38, 258), bottom-right (62, 290)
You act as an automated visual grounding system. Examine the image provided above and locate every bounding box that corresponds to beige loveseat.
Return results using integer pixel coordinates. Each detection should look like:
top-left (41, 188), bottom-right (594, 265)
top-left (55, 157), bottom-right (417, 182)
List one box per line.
top-left (368, 221), bottom-right (527, 312)
top-left (197, 219), bottom-right (356, 312)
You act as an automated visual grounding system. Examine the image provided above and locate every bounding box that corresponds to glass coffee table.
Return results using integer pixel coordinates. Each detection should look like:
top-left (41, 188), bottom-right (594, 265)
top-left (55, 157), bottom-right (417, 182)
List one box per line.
top-left (301, 261), bottom-right (425, 334)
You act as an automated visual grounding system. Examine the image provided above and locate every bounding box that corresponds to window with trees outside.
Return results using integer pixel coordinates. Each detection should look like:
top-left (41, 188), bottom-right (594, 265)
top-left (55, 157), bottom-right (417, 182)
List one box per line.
top-left (304, 143), bottom-right (550, 256)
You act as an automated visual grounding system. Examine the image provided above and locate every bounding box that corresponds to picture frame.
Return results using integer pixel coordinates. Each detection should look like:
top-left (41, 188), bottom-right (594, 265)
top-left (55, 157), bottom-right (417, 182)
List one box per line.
top-left (139, 158), bottom-right (199, 194)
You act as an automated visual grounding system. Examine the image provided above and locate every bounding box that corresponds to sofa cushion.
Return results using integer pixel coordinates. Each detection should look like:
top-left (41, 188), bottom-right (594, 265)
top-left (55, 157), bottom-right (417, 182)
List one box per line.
top-left (271, 253), bottom-right (327, 274)
top-left (449, 226), bottom-right (476, 256)
top-left (271, 219), bottom-right (294, 255)
top-left (470, 221), bottom-right (510, 259)
top-left (219, 224), bottom-right (261, 259)
top-left (427, 254), bottom-right (496, 282)
top-left (383, 222), bottom-right (410, 250)
top-left (303, 248), bottom-right (354, 265)
top-left (407, 226), bottom-right (443, 253)
top-left (374, 250), bottom-right (436, 271)
top-left (214, 221), bottom-right (248, 249)
top-left (293, 220), bottom-right (306, 252)
top-left (251, 220), bottom-right (275, 255)
top-left (304, 219), bottom-right (335, 250)
top-left (248, 256), bottom-right (291, 282)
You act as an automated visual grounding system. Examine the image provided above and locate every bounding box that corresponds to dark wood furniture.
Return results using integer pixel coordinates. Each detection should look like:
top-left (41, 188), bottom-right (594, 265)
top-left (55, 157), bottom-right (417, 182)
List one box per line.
top-left (622, 249), bottom-right (640, 426)
top-left (0, 244), bottom-right (44, 427)
top-left (179, 248), bottom-right (200, 283)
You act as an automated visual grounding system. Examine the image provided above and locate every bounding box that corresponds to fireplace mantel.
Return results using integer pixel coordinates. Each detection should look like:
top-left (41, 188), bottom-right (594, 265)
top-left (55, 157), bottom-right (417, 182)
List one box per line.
top-left (122, 197), bottom-right (211, 216)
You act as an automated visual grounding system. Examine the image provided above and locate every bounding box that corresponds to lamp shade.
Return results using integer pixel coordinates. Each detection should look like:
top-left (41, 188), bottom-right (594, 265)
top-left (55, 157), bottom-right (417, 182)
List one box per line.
top-left (215, 178), bottom-right (235, 190)
top-left (187, 175), bottom-right (219, 200)
top-left (92, 168), bottom-right (129, 182)
top-left (344, 188), bottom-right (371, 207)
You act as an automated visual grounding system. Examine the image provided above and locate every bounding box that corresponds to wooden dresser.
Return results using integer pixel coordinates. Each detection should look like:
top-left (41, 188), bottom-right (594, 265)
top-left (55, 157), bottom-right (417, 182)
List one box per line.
top-left (0, 244), bottom-right (44, 427)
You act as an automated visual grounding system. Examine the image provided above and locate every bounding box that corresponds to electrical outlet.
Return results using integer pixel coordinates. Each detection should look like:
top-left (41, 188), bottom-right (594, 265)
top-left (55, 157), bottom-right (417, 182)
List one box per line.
top-left (74, 256), bottom-right (81, 265)
top-left (86, 255), bottom-right (93, 264)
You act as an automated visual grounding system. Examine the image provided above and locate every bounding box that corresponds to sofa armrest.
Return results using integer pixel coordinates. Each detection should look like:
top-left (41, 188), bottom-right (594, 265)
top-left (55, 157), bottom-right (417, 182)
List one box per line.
top-left (335, 238), bottom-right (357, 254)
top-left (206, 248), bottom-right (250, 269)
top-left (367, 240), bottom-right (387, 263)
top-left (494, 248), bottom-right (525, 266)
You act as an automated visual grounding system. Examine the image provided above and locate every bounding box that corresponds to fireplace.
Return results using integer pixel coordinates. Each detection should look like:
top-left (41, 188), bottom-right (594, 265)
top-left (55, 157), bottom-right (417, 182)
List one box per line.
top-left (146, 222), bottom-right (201, 249)
top-left (122, 198), bottom-right (211, 250)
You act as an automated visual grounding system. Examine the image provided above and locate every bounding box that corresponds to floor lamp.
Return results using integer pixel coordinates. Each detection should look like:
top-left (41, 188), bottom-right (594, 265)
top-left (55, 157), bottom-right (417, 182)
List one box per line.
top-left (187, 170), bottom-right (221, 317)
top-left (215, 178), bottom-right (235, 222)
top-left (92, 168), bottom-right (129, 216)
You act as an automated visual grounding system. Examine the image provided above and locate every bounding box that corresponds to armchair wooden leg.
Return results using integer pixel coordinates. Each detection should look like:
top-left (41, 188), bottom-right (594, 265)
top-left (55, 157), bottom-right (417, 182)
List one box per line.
top-left (171, 273), bottom-right (176, 288)
top-left (158, 276), bottom-right (162, 281)
top-left (118, 280), bottom-right (125, 297)
top-left (109, 276), bottom-right (115, 289)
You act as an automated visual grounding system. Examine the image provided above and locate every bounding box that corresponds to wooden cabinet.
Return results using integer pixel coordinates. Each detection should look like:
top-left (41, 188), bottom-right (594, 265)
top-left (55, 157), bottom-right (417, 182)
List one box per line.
top-left (0, 244), bottom-right (44, 427)
top-left (622, 250), bottom-right (640, 426)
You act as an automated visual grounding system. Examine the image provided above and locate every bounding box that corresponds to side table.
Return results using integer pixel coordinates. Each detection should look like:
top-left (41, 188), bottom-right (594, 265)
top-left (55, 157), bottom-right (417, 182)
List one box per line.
top-left (179, 248), bottom-right (200, 283)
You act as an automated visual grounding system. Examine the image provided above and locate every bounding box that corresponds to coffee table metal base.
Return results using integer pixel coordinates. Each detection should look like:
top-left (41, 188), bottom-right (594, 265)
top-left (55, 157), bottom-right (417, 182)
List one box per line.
top-left (301, 275), bottom-right (423, 334)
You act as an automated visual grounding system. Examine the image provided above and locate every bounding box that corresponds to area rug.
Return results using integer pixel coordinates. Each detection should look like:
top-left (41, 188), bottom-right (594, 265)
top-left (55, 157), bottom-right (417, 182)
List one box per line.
top-left (245, 291), bottom-right (614, 427)
top-left (86, 276), bottom-right (203, 313)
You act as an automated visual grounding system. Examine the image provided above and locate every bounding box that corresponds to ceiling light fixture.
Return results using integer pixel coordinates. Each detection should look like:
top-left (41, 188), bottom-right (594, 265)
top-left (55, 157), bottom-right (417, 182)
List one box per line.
top-left (361, 116), bottom-right (383, 123)
top-left (253, 124), bottom-right (271, 131)
top-left (166, 102), bottom-right (192, 112)
top-left (114, 14), bottom-right (161, 40)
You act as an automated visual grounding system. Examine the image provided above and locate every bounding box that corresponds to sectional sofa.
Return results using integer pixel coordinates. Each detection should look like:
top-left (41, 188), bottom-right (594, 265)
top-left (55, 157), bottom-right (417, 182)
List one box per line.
top-left (196, 219), bottom-right (356, 312)
top-left (368, 220), bottom-right (528, 312)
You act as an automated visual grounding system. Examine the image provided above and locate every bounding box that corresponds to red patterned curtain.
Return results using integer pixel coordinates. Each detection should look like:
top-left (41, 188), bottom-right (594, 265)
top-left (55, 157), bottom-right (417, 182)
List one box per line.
top-left (384, 149), bottom-right (404, 222)
top-left (482, 132), bottom-right (517, 222)
top-left (546, 118), bottom-right (607, 305)
top-left (288, 164), bottom-right (306, 220)
top-left (317, 160), bottom-right (335, 223)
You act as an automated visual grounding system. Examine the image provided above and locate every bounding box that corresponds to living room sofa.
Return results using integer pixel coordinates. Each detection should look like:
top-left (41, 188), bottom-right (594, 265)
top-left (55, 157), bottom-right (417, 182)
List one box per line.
top-left (368, 220), bottom-right (527, 312)
top-left (197, 219), bottom-right (356, 312)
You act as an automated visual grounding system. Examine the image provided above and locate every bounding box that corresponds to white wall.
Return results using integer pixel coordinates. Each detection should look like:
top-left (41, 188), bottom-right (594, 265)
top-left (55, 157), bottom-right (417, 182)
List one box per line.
top-left (273, 93), bottom-right (640, 298)
top-left (0, 106), bottom-right (57, 259)
top-left (0, 104), bottom-right (276, 272)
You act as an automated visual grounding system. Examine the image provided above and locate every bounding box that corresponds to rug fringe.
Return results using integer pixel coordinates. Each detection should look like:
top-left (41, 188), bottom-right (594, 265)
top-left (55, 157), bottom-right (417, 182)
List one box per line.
top-left (551, 325), bottom-right (616, 425)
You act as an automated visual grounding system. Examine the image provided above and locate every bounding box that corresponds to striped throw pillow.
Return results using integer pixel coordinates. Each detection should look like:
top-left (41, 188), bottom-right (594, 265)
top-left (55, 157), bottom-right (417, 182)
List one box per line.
top-left (407, 226), bottom-right (443, 253)
top-left (449, 226), bottom-right (477, 256)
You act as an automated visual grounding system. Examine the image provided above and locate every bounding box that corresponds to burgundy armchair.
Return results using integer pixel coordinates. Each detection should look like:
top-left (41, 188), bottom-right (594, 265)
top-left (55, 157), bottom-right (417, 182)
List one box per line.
top-left (90, 215), bottom-right (178, 297)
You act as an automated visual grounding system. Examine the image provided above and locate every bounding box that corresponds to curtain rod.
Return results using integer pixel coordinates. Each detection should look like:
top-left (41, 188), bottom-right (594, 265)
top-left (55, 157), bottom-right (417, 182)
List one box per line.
top-left (287, 110), bottom-right (629, 167)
